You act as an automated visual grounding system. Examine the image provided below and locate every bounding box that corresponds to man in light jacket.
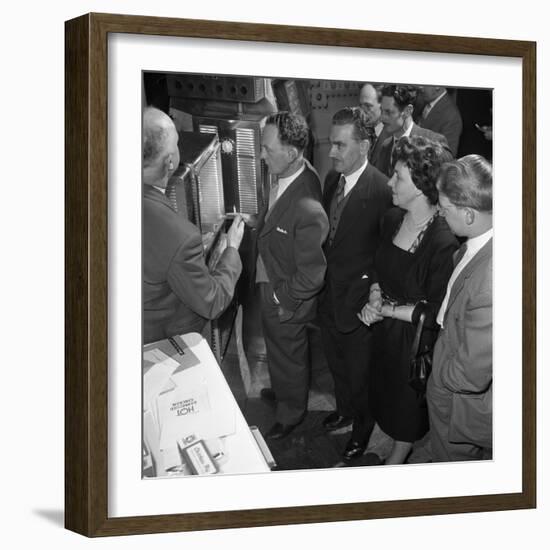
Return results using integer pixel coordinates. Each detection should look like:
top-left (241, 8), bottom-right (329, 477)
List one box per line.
top-left (427, 154), bottom-right (493, 461)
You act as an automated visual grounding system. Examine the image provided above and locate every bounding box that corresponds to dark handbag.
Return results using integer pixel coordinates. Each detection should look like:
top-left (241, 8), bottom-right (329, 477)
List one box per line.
top-left (408, 312), bottom-right (433, 395)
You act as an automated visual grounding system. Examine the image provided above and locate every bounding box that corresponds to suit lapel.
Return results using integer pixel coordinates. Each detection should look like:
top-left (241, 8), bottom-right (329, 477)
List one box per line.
top-left (260, 170), bottom-right (304, 237)
top-left (410, 123), bottom-right (422, 138)
top-left (323, 172), bottom-right (338, 211)
top-left (444, 238), bottom-right (492, 322)
top-left (370, 125), bottom-right (392, 165)
top-left (424, 93), bottom-right (448, 125)
top-left (330, 165), bottom-right (373, 248)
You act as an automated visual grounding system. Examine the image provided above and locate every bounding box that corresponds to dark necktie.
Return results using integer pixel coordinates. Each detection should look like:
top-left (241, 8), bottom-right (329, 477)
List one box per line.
top-left (165, 182), bottom-right (178, 212)
top-left (454, 242), bottom-right (468, 266)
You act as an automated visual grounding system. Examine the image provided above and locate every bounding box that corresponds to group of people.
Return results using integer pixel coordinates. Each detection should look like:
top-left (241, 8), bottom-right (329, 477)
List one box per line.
top-left (142, 80), bottom-right (493, 467)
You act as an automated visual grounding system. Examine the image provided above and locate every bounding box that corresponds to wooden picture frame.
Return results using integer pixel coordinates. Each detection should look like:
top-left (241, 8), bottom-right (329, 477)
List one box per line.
top-left (65, 12), bottom-right (536, 537)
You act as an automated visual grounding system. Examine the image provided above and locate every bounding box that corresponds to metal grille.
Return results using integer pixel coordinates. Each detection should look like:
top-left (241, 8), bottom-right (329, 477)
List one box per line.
top-left (199, 124), bottom-right (219, 137)
top-left (236, 128), bottom-right (258, 213)
top-left (197, 149), bottom-right (224, 224)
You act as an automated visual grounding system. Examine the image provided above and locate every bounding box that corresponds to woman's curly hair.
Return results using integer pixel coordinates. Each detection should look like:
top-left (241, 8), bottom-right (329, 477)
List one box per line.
top-left (392, 135), bottom-right (448, 205)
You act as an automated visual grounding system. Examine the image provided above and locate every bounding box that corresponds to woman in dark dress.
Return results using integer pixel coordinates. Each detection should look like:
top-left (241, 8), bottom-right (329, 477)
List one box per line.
top-left (358, 136), bottom-right (458, 464)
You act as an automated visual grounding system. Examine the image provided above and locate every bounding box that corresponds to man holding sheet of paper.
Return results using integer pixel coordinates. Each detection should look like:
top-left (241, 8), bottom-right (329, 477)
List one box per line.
top-left (142, 107), bottom-right (245, 344)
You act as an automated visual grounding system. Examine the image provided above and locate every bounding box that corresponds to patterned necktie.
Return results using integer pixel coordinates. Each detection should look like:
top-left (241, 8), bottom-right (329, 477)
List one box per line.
top-left (165, 182), bottom-right (178, 212)
top-left (335, 175), bottom-right (346, 205)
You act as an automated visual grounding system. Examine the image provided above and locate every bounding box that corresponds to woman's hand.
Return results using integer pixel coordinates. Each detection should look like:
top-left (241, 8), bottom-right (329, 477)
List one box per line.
top-left (358, 302), bottom-right (384, 326)
top-left (369, 292), bottom-right (382, 312)
top-left (380, 303), bottom-right (395, 318)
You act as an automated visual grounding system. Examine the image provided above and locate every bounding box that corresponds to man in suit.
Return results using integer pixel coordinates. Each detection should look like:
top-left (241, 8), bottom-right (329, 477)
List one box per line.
top-left (417, 85), bottom-right (463, 156)
top-left (372, 84), bottom-right (452, 177)
top-left (256, 112), bottom-right (329, 440)
top-left (142, 106), bottom-right (244, 344)
top-left (427, 154), bottom-right (493, 462)
top-left (318, 107), bottom-right (392, 461)
top-left (358, 82), bottom-right (393, 165)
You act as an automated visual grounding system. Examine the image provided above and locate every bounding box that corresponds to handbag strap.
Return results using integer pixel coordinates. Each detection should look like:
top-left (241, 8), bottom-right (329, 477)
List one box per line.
top-left (410, 311), bottom-right (426, 360)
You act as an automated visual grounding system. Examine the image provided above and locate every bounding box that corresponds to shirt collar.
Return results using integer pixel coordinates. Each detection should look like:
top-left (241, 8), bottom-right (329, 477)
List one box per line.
top-left (465, 227), bottom-right (493, 257)
top-left (276, 162), bottom-right (306, 199)
top-left (393, 120), bottom-right (414, 144)
top-left (402, 119), bottom-right (414, 138)
top-left (428, 89), bottom-right (447, 109)
top-left (341, 156), bottom-right (369, 195)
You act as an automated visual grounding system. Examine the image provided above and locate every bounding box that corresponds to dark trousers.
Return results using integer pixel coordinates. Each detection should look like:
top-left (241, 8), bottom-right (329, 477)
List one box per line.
top-left (320, 322), bottom-right (375, 443)
top-left (259, 283), bottom-right (310, 425)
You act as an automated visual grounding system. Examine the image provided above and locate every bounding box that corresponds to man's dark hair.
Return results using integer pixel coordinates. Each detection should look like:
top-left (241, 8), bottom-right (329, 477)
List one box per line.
top-left (438, 155), bottom-right (493, 212)
top-left (331, 106), bottom-right (376, 145)
top-left (381, 84), bottom-right (418, 111)
top-left (265, 111), bottom-right (309, 152)
top-left (393, 135), bottom-right (447, 205)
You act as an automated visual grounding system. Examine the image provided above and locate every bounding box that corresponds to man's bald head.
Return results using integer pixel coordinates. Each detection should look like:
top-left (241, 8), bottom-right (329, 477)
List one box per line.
top-left (143, 107), bottom-right (175, 167)
top-left (418, 85), bottom-right (445, 103)
top-left (358, 83), bottom-right (382, 125)
top-left (142, 106), bottom-right (180, 187)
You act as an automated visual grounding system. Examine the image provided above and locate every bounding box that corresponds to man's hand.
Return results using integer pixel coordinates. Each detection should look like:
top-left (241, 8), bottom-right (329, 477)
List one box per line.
top-left (226, 214), bottom-right (245, 249)
top-left (240, 213), bottom-right (258, 228)
top-left (357, 302), bottom-right (384, 326)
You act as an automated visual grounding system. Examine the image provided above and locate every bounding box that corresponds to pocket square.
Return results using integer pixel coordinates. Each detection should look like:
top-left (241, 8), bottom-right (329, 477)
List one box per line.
top-left (276, 226), bottom-right (288, 234)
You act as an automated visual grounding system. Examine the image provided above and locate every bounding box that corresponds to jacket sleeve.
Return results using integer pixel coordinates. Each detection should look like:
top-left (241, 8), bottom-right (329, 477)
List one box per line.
top-left (412, 233), bottom-right (458, 329)
top-left (166, 229), bottom-right (242, 320)
top-left (437, 113), bottom-right (463, 157)
top-left (438, 288), bottom-right (493, 394)
top-left (273, 198), bottom-right (329, 312)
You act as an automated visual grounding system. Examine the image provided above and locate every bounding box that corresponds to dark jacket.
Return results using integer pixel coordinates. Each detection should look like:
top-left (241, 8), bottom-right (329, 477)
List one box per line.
top-left (256, 165), bottom-right (329, 324)
top-left (318, 163), bottom-right (392, 332)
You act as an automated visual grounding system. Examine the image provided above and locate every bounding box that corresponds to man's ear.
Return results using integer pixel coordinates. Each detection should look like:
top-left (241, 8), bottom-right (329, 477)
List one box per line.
top-left (287, 146), bottom-right (299, 163)
top-left (360, 139), bottom-right (370, 157)
top-left (404, 104), bottom-right (414, 118)
top-left (465, 208), bottom-right (475, 225)
top-left (161, 153), bottom-right (173, 178)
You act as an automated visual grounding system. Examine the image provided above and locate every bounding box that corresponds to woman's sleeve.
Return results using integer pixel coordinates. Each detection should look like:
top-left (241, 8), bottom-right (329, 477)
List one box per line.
top-left (371, 207), bottom-right (398, 284)
top-left (412, 227), bottom-right (458, 328)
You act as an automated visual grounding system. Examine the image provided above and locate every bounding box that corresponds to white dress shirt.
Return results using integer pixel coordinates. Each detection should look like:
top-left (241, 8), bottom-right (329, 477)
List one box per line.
top-left (273, 162), bottom-right (306, 202)
top-left (342, 157), bottom-right (369, 197)
top-left (392, 119), bottom-right (414, 151)
top-left (436, 228), bottom-right (493, 327)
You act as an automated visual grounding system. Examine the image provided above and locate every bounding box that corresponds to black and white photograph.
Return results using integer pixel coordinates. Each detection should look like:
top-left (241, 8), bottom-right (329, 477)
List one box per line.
top-left (141, 72), bottom-right (494, 478)
top-left (56, 4), bottom-right (538, 542)
top-left (4, 0), bottom-right (546, 545)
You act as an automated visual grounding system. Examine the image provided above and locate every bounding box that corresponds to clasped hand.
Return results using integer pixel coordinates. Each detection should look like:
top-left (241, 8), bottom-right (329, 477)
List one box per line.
top-left (357, 297), bottom-right (384, 326)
